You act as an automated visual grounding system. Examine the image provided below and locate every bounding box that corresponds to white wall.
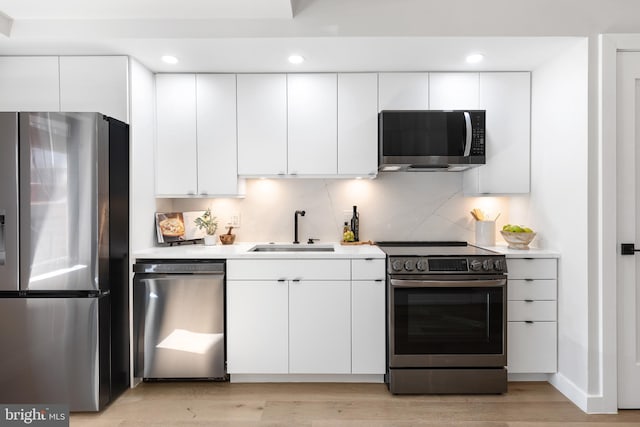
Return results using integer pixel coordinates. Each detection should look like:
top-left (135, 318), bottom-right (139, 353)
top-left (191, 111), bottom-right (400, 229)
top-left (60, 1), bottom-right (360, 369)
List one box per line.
top-left (167, 174), bottom-right (511, 245)
top-left (129, 58), bottom-right (170, 251)
top-left (510, 39), bottom-right (590, 404)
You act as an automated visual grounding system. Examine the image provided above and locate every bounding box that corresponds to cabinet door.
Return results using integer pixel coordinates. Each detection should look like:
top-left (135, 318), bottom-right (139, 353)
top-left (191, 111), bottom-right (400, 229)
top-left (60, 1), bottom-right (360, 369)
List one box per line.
top-left (155, 74), bottom-right (198, 196)
top-left (508, 321), bottom-right (557, 373)
top-left (378, 72), bottom-right (429, 110)
top-left (226, 281), bottom-right (289, 374)
top-left (289, 281), bottom-right (351, 374)
top-left (464, 72), bottom-right (531, 194)
top-left (59, 56), bottom-right (129, 123)
top-left (0, 57), bottom-right (60, 111)
top-left (429, 72), bottom-right (479, 109)
top-left (352, 280), bottom-right (386, 374)
top-left (338, 73), bottom-right (379, 176)
top-left (237, 74), bottom-right (287, 176)
top-left (196, 74), bottom-right (242, 196)
top-left (287, 74), bottom-right (337, 175)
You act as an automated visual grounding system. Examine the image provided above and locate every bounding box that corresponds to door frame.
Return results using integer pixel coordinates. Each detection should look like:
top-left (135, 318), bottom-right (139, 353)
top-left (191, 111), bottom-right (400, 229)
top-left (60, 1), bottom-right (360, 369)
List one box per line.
top-left (600, 33), bottom-right (640, 413)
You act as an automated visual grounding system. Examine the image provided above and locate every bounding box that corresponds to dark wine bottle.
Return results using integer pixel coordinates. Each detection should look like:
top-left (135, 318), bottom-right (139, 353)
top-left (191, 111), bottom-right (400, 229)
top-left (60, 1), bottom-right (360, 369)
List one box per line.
top-left (350, 205), bottom-right (359, 242)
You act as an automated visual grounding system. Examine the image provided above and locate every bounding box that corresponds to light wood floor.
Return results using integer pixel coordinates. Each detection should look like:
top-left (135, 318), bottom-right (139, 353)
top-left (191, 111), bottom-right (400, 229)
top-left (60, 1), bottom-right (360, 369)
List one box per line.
top-left (70, 382), bottom-right (640, 426)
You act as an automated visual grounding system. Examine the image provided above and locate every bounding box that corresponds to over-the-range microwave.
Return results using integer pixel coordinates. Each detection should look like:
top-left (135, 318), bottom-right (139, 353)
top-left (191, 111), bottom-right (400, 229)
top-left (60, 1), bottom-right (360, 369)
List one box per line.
top-left (378, 110), bottom-right (486, 172)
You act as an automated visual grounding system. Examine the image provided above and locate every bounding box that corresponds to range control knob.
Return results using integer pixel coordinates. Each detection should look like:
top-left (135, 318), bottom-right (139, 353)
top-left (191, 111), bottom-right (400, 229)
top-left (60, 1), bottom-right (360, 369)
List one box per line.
top-left (482, 259), bottom-right (493, 271)
top-left (494, 259), bottom-right (505, 271)
top-left (404, 259), bottom-right (416, 271)
top-left (391, 260), bottom-right (404, 272)
top-left (416, 259), bottom-right (427, 271)
top-left (469, 259), bottom-right (482, 271)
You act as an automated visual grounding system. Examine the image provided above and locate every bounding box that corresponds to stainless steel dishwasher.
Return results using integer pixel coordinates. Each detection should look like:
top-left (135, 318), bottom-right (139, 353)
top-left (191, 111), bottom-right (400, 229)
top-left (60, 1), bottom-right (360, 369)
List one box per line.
top-left (133, 259), bottom-right (226, 380)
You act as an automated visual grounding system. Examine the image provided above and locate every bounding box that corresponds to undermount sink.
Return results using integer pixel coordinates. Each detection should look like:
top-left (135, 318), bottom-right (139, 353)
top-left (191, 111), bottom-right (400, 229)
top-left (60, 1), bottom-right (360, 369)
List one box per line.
top-left (249, 244), bottom-right (335, 253)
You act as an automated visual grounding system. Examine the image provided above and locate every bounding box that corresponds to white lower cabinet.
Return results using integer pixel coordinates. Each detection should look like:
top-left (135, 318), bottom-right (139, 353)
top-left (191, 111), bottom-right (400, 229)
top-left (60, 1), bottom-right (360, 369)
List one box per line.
top-left (226, 257), bottom-right (386, 377)
top-left (352, 280), bottom-right (385, 374)
top-left (506, 257), bottom-right (558, 374)
top-left (289, 281), bottom-right (351, 373)
top-left (226, 281), bottom-right (289, 374)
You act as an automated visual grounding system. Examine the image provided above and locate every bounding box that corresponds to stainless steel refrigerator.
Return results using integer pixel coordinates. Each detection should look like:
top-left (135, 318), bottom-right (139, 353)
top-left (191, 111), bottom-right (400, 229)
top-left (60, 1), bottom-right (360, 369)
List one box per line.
top-left (0, 112), bottom-right (130, 412)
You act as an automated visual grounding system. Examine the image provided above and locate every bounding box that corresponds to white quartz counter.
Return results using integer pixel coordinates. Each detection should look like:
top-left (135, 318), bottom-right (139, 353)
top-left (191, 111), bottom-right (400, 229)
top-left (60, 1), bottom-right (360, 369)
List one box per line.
top-left (479, 244), bottom-right (560, 258)
top-left (134, 242), bottom-right (386, 260)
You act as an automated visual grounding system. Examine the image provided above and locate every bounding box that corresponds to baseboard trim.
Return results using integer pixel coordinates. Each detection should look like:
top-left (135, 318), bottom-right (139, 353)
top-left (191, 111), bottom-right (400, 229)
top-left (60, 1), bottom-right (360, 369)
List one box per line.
top-left (508, 373), bottom-right (552, 382)
top-left (549, 372), bottom-right (588, 412)
top-left (230, 374), bottom-right (385, 383)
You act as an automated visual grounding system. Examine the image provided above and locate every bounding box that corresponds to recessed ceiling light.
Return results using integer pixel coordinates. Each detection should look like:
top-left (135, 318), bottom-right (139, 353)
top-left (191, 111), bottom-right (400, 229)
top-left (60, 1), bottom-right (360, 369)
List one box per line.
top-left (161, 55), bottom-right (178, 65)
top-left (466, 53), bottom-right (484, 64)
top-left (288, 55), bottom-right (305, 64)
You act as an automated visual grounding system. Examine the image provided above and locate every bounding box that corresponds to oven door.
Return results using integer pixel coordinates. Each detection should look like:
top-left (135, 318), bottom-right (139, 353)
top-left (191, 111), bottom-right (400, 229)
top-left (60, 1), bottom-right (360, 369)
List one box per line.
top-left (389, 276), bottom-right (506, 368)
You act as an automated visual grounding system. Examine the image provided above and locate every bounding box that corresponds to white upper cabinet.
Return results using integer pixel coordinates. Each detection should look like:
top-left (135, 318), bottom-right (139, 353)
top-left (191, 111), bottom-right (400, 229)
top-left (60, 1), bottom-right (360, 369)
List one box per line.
top-left (196, 74), bottom-right (243, 196)
top-left (155, 73), bottom-right (243, 197)
top-left (0, 57), bottom-right (60, 111)
top-left (429, 73), bottom-right (479, 110)
top-left (287, 74), bottom-right (338, 175)
top-left (237, 74), bottom-right (288, 176)
top-left (155, 74), bottom-right (198, 196)
top-left (0, 56), bottom-right (129, 122)
top-left (464, 72), bottom-right (531, 194)
top-left (378, 72), bottom-right (429, 110)
top-left (59, 56), bottom-right (129, 123)
top-left (338, 73), bottom-right (379, 177)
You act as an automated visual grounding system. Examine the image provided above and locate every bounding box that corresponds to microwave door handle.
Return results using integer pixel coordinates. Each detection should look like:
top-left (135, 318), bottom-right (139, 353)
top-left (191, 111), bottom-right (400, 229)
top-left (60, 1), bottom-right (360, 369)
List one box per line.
top-left (463, 111), bottom-right (472, 156)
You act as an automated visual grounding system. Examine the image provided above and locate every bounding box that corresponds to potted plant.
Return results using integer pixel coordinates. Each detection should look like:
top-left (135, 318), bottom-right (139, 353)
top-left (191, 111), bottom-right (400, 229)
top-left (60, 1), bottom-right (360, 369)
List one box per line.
top-left (194, 208), bottom-right (218, 246)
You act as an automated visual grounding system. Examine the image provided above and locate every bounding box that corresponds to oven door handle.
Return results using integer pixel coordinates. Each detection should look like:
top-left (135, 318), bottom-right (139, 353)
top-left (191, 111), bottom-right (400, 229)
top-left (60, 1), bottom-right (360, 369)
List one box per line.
top-left (390, 278), bottom-right (506, 288)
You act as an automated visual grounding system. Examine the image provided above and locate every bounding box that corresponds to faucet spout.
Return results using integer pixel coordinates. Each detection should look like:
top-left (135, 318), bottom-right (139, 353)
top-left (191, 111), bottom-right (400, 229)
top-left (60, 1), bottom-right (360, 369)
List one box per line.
top-left (293, 210), bottom-right (306, 244)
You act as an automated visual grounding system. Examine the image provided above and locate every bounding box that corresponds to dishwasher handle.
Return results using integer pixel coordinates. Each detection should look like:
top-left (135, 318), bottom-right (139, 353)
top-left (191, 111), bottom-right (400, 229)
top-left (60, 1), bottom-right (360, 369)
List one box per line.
top-left (133, 260), bottom-right (225, 274)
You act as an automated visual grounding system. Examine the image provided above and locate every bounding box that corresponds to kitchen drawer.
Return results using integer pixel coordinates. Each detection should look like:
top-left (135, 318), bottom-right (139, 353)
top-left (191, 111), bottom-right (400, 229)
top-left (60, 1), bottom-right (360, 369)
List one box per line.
top-left (508, 321), bottom-right (557, 373)
top-left (351, 258), bottom-right (385, 281)
top-left (508, 300), bottom-right (557, 321)
top-left (507, 258), bottom-right (557, 280)
top-left (508, 279), bottom-right (557, 301)
top-left (227, 259), bottom-right (350, 281)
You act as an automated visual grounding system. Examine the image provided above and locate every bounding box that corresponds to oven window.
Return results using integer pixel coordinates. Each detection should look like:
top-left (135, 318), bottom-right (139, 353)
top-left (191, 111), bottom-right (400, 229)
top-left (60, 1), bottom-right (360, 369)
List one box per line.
top-left (393, 286), bottom-right (503, 355)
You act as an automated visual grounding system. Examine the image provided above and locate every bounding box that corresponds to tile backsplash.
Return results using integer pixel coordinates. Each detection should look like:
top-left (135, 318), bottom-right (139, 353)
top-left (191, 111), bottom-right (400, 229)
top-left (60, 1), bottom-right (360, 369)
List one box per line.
top-left (165, 173), bottom-right (510, 244)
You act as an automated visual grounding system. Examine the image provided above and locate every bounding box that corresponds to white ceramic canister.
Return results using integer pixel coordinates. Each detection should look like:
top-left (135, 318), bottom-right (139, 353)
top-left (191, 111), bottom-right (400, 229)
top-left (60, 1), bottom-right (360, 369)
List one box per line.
top-left (475, 220), bottom-right (496, 246)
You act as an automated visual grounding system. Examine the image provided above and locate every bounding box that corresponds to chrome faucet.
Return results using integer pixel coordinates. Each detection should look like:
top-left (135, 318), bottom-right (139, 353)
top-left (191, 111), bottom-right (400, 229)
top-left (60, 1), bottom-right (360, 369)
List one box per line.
top-left (293, 210), bottom-right (306, 244)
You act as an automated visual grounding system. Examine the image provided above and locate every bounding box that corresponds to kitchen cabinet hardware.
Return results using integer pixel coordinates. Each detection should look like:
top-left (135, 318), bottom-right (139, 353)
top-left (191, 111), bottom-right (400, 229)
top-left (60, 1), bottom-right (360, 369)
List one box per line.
top-left (525, 320), bottom-right (534, 324)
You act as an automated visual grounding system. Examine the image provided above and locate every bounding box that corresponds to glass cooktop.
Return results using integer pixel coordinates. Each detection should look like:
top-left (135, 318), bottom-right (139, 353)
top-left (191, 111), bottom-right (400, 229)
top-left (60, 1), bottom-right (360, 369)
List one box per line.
top-left (375, 241), bottom-right (500, 257)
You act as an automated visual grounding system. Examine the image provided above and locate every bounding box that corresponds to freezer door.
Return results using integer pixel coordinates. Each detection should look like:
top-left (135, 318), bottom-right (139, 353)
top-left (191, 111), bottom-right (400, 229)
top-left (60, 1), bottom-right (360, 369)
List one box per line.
top-left (134, 273), bottom-right (225, 379)
top-left (19, 112), bottom-right (108, 291)
top-left (0, 296), bottom-right (109, 412)
top-left (0, 113), bottom-right (19, 291)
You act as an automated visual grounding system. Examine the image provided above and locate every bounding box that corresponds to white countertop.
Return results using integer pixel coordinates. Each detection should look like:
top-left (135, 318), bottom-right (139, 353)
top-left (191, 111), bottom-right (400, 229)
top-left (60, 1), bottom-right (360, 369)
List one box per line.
top-left (479, 244), bottom-right (560, 258)
top-left (134, 242), bottom-right (386, 260)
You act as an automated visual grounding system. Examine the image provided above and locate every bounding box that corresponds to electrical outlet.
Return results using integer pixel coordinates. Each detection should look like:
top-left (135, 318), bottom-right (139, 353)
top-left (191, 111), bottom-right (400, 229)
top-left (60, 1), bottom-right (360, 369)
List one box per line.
top-left (229, 213), bottom-right (241, 228)
top-left (342, 210), bottom-right (352, 225)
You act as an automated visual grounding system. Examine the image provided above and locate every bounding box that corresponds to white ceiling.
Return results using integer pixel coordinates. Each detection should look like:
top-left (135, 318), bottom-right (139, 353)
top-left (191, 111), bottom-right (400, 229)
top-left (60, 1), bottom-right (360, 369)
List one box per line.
top-left (1, 0), bottom-right (636, 73)
top-left (0, 0), bottom-right (293, 20)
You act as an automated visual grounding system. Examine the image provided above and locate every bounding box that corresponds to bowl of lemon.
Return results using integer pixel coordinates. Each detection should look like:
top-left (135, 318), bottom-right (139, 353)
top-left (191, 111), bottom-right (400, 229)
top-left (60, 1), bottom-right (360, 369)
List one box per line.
top-left (500, 224), bottom-right (536, 249)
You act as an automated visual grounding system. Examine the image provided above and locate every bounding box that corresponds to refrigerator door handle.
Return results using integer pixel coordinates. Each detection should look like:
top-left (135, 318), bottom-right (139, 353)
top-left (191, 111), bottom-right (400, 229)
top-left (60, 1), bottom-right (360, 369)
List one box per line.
top-left (0, 209), bottom-right (5, 265)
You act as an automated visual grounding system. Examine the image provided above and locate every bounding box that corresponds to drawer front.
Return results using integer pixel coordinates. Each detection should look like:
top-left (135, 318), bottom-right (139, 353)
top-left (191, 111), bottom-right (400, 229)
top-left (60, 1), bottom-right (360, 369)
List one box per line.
top-left (508, 301), bottom-right (557, 321)
top-left (508, 279), bottom-right (557, 301)
top-left (507, 321), bottom-right (557, 373)
top-left (507, 258), bottom-right (557, 279)
top-left (227, 259), bottom-right (351, 281)
top-left (351, 259), bottom-right (386, 281)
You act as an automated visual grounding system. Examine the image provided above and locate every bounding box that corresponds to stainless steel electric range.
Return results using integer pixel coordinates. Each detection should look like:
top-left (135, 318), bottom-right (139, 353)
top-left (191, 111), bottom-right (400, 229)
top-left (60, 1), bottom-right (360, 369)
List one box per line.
top-left (376, 241), bottom-right (508, 395)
